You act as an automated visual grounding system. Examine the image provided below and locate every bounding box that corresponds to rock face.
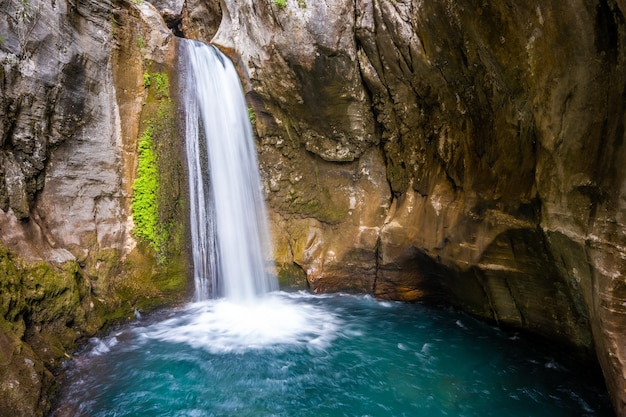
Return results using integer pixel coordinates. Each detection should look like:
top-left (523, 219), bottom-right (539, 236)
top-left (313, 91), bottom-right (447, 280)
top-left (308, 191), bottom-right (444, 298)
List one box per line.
top-left (0, 0), bottom-right (624, 415)
top-left (0, 1), bottom-right (188, 415)
top-left (204, 0), bottom-right (389, 294)
top-left (188, 0), bottom-right (626, 413)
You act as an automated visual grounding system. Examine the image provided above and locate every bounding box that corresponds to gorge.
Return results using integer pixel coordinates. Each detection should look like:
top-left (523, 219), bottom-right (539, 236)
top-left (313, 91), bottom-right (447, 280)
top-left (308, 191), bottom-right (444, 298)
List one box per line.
top-left (49, 38), bottom-right (611, 415)
top-left (0, 0), bottom-right (625, 415)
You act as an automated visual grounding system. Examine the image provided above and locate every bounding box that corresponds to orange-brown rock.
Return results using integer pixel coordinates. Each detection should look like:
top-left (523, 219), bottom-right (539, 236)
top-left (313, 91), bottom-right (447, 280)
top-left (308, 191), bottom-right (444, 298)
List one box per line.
top-left (192, 0), bottom-right (626, 413)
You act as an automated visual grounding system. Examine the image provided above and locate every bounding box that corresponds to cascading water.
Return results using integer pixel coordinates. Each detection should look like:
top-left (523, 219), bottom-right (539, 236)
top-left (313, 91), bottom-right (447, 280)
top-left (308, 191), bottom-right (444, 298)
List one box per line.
top-left (49, 39), bottom-right (612, 417)
top-left (181, 40), bottom-right (278, 301)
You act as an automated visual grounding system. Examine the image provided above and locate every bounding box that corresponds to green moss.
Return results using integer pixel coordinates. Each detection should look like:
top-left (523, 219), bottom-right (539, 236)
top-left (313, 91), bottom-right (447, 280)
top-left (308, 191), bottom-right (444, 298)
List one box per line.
top-left (143, 71), bottom-right (150, 88)
top-left (247, 107), bottom-right (256, 126)
top-left (0, 248), bottom-right (24, 322)
top-left (153, 72), bottom-right (169, 99)
top-left (131, 69), bottom-right (183, 265)
top-left (0, 243), bottom-right (98, 361)
top-left (274, 0), bottom-right (287, 8)
top-left (109, 247), bottom-right (188, 316)
top-left (132, 124), bottom-right (164, 258)
top-left (137, 36), bottom-right (145, 50)
top-left (277, 263), bottom-right (308, 289)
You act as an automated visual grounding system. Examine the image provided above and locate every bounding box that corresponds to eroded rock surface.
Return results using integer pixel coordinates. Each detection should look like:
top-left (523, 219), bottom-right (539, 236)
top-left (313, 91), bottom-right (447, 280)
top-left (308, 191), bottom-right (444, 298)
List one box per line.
top-left (0, 1), bottom-right (188, 415)
top-left (193, 0), bottom-right (626, 413)
top-left (0, 0), bottom-right (624, 414)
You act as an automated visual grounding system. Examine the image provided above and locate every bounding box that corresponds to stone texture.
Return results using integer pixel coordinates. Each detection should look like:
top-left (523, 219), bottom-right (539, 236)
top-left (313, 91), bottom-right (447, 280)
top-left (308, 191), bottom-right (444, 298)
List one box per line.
top-left (193, 0), bottom-right (626, 413)
top-left (0, 0), bottom-right (110, 222)
top-left (179, 0), bottom-right (221, 44)
top-left (0, 0), bottom-right (624, 414)
top-left (0, 1), bottom-right (188, 415)
top-left (0, 246), bottom-right (98, 417)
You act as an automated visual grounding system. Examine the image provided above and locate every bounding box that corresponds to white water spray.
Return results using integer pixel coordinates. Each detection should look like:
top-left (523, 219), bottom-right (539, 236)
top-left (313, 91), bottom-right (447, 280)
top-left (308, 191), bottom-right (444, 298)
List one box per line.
top-left (181, 40), bottom-right (277, 301)
top-left (175, 41), bottom-right (334, 354)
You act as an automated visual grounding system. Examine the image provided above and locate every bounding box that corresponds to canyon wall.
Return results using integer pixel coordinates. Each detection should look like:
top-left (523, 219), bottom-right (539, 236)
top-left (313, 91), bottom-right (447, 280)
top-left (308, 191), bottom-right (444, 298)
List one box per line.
top-left (0, 0), bottom-right (625, 415)
top-left (185, 0), bottom-right (626, 413)
top-left (0, 1), bottom-right (188, 415)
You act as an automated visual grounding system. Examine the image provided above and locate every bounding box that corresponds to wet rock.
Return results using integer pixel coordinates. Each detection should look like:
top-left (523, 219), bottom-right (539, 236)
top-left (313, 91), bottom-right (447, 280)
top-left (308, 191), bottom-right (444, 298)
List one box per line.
top-left (192, 0), bottom-right (626, 412)
top-left (0, 1), bottom-right (188, 415)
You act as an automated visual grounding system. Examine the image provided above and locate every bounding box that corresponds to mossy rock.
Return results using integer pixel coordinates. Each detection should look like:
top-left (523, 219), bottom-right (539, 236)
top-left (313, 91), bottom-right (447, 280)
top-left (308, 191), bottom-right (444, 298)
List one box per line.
top-left (276, 262), bottom-right (308, 290)
top-left (106, 245), bottom-right (189, 320)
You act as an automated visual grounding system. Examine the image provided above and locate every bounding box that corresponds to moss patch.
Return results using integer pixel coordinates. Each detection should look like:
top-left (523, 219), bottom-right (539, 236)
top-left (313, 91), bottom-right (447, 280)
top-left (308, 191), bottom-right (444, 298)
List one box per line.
top-left (276, 262), bottom-right (308, 290)
top-left (0, 243), bottom-right (106, 416)
top-left (109, 246), bottom-right (188, 319)
top-left (124, 65), bottom-right (189, 316)
top-left (131, 70), bottom-right (186, 266)
top-left (132, 125), bottom-right (161, 254)
top-left (153, 72), bottom-right (170, 99)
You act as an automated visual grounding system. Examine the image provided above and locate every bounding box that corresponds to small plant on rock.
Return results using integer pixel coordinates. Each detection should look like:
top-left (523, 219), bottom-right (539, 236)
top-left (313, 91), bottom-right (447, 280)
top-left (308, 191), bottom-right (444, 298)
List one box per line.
top-left (143, 72), bottom-right (151, 88)
top-left (247, 107), bottom-right (256, 126)
top-left (153, 72), bottom-right (169, 99)
top-left (137, 35), bottom-right (146, 50)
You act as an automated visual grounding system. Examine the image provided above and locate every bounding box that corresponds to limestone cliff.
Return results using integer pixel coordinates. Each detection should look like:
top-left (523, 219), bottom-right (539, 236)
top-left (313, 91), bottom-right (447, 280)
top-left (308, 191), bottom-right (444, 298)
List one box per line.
top-left (0, 0), bottom-right (624, 415)
top-left (183, 0), bottom-right (626, 413)
top-left (0, 1), bottom-right (188, 415)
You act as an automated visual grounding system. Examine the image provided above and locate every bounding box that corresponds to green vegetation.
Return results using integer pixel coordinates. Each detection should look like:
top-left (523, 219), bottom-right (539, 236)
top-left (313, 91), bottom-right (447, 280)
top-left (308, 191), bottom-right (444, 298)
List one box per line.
top-left (132, 71), bottom-right (167, 260)
top-left (143, 71), bottom-right (151, 88)
top-left (0, 242), bottom-right (101, 360)
top-left (132, 70), bottom-right (184, 268)
top-left (15, 0), bottom-right (33, 23)
top-left (274, 0), bottom-right (287, 9)
top-left (247, 107), bottom-right (256, 126)
top-left (137, 36), bottom-right (146, 50)
top-left (132, 125), bottom-right (162, 257)
top-left (277, 262), bottom-right (308, 289)
top-left (153, 72), bottom-right (169, 98)
top-left (110, 246), bottom-right (187, 316)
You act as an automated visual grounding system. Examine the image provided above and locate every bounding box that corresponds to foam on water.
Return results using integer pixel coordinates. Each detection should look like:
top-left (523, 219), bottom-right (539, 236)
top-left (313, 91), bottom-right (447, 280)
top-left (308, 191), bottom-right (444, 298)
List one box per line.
top-left (89, 337), bottom-right (119, 356)
top-left (136, 293), bottom-right (340, 354)
top-left (51, 294), bottom-right (612, 417)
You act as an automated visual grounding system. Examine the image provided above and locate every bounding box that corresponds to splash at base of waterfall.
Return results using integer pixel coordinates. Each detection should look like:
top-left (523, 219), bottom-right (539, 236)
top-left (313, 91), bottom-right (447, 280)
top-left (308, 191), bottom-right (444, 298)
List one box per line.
top-left (51, 292), bottom-right (611, 417)
top-left (139, 293), bottom-right (339, 354)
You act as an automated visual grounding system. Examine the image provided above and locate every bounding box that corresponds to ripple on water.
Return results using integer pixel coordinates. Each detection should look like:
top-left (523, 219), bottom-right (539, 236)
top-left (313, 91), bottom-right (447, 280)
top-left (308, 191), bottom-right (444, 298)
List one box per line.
top-left (51, 292), bottom-right (613, 417)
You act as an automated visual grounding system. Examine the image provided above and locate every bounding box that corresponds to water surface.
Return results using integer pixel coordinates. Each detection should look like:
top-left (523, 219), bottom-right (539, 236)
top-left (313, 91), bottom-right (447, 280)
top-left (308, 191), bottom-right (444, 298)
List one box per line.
top-left (51, 292), bottom-right (612, 417)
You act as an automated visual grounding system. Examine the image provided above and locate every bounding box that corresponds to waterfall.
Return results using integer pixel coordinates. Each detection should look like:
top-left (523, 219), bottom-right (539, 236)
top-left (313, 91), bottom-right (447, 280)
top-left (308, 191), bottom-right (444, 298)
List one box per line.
top-left (180, 40), bottom-right (278, 302)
